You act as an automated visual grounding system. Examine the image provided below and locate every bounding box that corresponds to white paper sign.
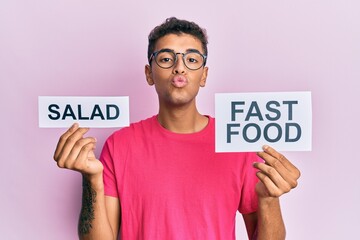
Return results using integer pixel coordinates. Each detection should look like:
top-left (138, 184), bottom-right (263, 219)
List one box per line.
top-left (215, 92), bottom-right (312, 152)
top-left (38, 96), bottom-right (130, 128)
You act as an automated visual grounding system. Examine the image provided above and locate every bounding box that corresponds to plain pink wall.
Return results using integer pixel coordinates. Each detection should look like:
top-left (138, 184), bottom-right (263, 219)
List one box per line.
top-left (1, 0), bottom-right (359, 239)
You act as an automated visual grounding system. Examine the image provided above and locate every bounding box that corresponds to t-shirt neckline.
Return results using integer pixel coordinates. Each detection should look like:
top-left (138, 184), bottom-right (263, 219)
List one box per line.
top-left (152, 114), bottom-right (213, 138)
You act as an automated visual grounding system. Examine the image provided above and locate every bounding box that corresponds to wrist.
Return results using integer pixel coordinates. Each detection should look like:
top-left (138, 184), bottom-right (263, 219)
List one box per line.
top-left (258, 196), bottom-right (280, 209)
top-left (82, 172), bottom-right (104, 192)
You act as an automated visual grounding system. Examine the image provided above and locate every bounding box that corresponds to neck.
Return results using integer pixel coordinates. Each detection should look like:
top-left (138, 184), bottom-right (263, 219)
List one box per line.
top-left (157, 103), bottom-right (208, 134)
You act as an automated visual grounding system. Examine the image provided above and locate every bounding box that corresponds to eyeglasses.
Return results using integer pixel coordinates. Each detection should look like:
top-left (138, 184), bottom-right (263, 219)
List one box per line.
top-left (149, 48), bottom-right (207, 70)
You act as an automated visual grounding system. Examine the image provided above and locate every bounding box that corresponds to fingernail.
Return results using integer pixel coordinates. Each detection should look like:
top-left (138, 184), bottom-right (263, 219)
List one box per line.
top-left (263, 145), bottom-right (269, 150)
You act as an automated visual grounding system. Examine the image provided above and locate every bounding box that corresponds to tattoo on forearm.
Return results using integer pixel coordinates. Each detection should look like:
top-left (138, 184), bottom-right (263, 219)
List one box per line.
top-left (78, 176), bottom-right (97, 235)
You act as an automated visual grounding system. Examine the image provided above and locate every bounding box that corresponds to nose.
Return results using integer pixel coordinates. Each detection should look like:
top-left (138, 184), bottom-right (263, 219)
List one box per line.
top-left (172, 53), bottom-right (186, 74)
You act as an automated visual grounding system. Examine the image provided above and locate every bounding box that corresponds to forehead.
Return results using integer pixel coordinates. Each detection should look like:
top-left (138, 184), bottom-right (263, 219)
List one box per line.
top-left (154, 33), bottom-right (203, 53)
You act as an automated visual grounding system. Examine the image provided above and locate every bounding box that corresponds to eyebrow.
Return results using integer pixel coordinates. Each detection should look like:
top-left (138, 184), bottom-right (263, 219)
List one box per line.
top-left (158, 48), bottom-right (203, 54)
top-left (186, 48), bottom-right (202, 54)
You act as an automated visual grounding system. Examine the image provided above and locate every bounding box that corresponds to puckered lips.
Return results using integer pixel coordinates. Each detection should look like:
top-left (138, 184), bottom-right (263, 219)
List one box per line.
top-left (171, 75), bottom-right (188, 88)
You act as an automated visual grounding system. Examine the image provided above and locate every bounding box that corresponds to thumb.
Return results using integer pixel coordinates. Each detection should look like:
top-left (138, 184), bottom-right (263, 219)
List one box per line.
top-left (88, 150), bottom-right (96, 159)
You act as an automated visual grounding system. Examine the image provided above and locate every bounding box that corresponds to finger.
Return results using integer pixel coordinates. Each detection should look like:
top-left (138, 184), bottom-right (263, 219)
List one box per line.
top-left (258, 146), bottom-right (300, 188)
top-left (59, 137), bottom-right (97, 169)
top-left (66, 137), bottom-right (97, 161)
top-left (56, 127), bottom-right (91, 164)
top-left (260, 145), bottom-right (299, 172)
top-left (256, 171), bottom-right (282, 197)
top-left (54, 123), bottom-right (79, 161)
top-left (256, 151), bottom-right (294, 186)
top-left (254, 163), bottom-right (292, 194)
top-left (257, 145), bottom-right (301, 180)
top-left (71, 142), bottom-right (97, 172)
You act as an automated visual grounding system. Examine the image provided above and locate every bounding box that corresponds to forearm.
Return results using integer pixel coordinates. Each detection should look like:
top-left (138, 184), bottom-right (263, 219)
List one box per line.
top-left (256, 197), bottom-right (285, 240)
top-left (78, 174), bottom-right (115, 240)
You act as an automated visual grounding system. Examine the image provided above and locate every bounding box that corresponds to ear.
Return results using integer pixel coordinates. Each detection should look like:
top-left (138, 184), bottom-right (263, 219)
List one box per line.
top-left (145, 65), bottom-right (154, 86)
top-left (199, 66), bottom-right (208, 87)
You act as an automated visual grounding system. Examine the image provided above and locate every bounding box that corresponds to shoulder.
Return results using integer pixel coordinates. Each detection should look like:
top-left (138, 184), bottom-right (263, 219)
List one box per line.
top-left (106, 115), bottom-right (156, 142)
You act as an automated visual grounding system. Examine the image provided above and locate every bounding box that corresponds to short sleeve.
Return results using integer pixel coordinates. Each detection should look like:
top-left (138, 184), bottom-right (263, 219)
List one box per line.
top-left (99, 135), bottom-right (119, 198)
top-left (238, 152), bottom-right (263, 214)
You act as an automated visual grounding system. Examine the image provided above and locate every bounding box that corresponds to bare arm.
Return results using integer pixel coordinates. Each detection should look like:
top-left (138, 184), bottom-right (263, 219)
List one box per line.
top-left (250, 145), bottom-right (300, 240)
top-left (243, 212), bottom-right (257, 240)
top-left (53, 124), bottom-right (120, 239)
top-left (255, 197), bottom-right (285, 239)
top-left (243, 200), bottom-right (285, 240)
top-left (77, 175), bottom-right (120, 239)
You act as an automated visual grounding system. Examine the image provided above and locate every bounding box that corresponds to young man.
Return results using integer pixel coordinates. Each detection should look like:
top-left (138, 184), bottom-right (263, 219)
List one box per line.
top-left (54, 17), bottom-right (300, 240)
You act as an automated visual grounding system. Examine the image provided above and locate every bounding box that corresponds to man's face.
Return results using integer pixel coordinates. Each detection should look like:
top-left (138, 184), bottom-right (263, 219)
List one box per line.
top-left (145, 33), bottom-right (208, 107)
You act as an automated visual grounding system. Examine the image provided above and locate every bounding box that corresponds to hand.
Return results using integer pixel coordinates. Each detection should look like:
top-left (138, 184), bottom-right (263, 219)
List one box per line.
top-left (253, 145), bottom-right (301, 199)
top-left (53, 123), bottom-right (103, 177)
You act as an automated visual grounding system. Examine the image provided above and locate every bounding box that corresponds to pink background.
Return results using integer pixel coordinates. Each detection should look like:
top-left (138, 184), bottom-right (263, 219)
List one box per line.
top-left (1, 0), bottom-right (359, 239)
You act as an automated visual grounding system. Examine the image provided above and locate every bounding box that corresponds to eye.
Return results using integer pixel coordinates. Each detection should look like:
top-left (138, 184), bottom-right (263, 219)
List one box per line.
top-left (160, 57), bottom-right (173, 63)
top-left (185, 52), bottom-right (202, 64)
top-left (156, 51), bottom-right (175, 64)
top-left (187, 58), bottom-right (198, 63)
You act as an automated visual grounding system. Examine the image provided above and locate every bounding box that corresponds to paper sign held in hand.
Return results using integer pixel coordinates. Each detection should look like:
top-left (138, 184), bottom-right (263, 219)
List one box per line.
top-left (215, 92), bottom-right (312, 152)
top-left (38, 96), bottom-right (130, 128)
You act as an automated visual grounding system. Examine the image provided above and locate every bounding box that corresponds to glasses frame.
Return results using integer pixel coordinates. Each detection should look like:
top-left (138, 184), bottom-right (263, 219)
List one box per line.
top-left (149, 48), bottom-right (207, 70)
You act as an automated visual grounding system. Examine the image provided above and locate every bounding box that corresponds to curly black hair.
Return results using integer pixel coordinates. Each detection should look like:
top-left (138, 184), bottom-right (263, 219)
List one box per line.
top-left (147, 17), bottom-right (208, 65)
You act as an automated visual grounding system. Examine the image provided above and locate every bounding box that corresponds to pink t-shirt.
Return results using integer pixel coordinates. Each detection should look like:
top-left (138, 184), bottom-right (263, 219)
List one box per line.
top-left (100, 115), bottom-right (261, 240)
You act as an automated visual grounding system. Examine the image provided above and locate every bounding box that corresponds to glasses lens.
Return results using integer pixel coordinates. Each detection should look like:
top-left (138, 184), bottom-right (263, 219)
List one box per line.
top-left (155, 51), bottom-right (176, 68)
top-left (184, 52), bottom-right (204, 70)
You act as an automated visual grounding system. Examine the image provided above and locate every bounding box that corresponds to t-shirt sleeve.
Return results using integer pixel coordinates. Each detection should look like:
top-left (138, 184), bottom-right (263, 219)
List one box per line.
top-left (238, 152), bottom-right (263, 214)
top-left (99, 134), bottom-right (119, 198)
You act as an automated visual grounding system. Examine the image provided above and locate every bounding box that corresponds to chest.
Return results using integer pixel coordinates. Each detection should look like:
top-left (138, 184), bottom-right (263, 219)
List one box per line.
top-left (117, 138), bottom-right (244, 206)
